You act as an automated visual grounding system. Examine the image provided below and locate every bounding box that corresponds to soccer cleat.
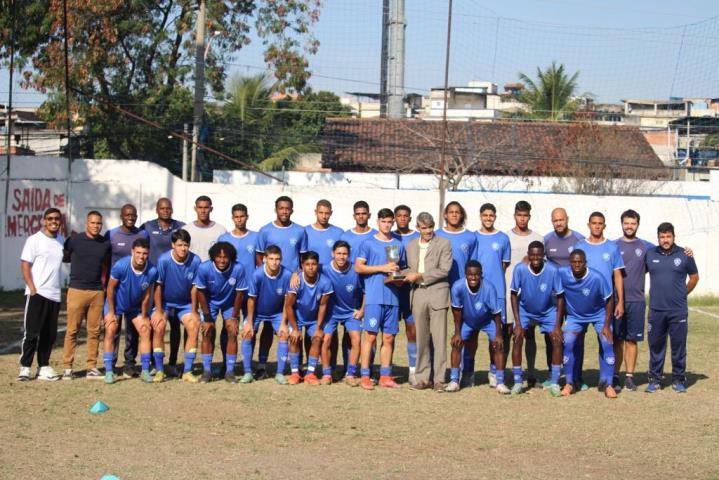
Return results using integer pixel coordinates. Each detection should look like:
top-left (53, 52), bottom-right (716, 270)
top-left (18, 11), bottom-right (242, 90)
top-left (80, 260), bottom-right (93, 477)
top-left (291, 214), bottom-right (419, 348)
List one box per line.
top-left (165, 364), bottom-right (179, 378)
top-left (511, 384), bottom-right (524, 395)
top-left (645, 381), bottom-right (660, 393)
top-left (321, 375), bottom-right (333, 385)
top-left (561, 384), bottom-right (574, 397)
top-left (255, 368), bottom-right (269, 380)
top-left (122, 364), bottom-right (137, 378)
top-left (624, 376), bottom-right (637, 392)
top-left (488, 372), bottom-right (497, 388)
top-left (224, 372), bottom-right (238, 384)
top-left (304, 373), bottom-right (320, 385)
top-left (104, 371), bottom-right (115, 384)
top-left (239, 373), bottom-right (254, 384)
top-left (671, 382), bottom-right (687, 393)
top-left (604, 385), bottom-right (618, 399)
top-left (444, 381), bottom-right (460, 393)
top-left (579, 383), bottom-right (589, 392)
top-left (408, 371), bottom-right (417, 387)
top-left (37, 366), bottom-right (61, 381)
top-left (287, 373), bottom-right (302, 385)
top-left (17, 366), bottom-right (32, 381)
top-left (496, 383), bottom-right (511, 395)
top-left (199, 371), bottom-right (213, 383)
top-left (153, 371), bottom-right (166, 383)
top-left (379, 376), bottom-right (401, 388)
top-left (612, 375), bottom-right (623, 393)
top-left (549, 384), bottom-right (562, 397)
top-left (86, 368), bottom-right (103, 379)
top-left (344, 376), bottom-right (359, 387)
top-left (542, 379), bottom-right (552, 389)
top-left (62, 369), bottom-right (73, 381)
top-left (149, 367), bottom-right (157, 376)
top-left (140, 370), bottom-right (153, 383)
top-left (527, 377), bottom-right (537, 389)
top-left (275, 373), bottom-right (289, 385)
top-left (460, 372), bottom-right (475, 389)
top-left (182, 372), bottom-right (199, 383)
top-left (360, 376), bottom-right (374, 390)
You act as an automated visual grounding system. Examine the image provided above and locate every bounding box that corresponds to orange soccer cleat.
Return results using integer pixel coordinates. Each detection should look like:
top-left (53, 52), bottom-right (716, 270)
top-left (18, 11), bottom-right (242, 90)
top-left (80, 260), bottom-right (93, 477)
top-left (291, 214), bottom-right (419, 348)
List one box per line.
top-left (361, 376), bottom-right (375, 390)
top-left (304, 373), bottom-right (320, 385)
top-left (288, 372), bottom-right (302, 385)
top-left (379, 375), bottom-right (401, 389)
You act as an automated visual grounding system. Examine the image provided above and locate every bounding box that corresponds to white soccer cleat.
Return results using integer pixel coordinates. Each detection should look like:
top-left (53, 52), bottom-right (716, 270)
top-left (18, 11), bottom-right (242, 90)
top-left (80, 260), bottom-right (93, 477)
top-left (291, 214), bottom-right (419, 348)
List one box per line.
top-left (488, 371), bottom-right (497, 388)
top-left (496, 383), bottom-right (511, 395)
top-left (17, 366), bottom-right (32, 381)
top-left (38, 366), bottom-right (61, 381)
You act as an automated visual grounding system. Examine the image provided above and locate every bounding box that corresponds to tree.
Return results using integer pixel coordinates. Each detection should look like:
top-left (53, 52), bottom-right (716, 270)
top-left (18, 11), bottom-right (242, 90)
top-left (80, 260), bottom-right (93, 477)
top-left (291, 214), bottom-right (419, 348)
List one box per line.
top-left (518, 61), bottom-right (580, 121)
top-left (0, 1), bottom-right (321, 172)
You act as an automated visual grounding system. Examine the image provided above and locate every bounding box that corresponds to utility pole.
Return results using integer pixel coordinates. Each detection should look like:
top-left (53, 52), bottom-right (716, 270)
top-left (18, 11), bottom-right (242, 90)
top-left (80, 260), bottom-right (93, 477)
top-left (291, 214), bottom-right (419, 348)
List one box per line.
top-left (387, 0), bottom-right (406, 119)
top-left (191, 0), bottom-right (206, 182)
top-left (379, 0), bottom-right (389, 118)
top-left (438, 0), bottom-right (453, 220)
top-left (182, 123), bottom-right (189, 181)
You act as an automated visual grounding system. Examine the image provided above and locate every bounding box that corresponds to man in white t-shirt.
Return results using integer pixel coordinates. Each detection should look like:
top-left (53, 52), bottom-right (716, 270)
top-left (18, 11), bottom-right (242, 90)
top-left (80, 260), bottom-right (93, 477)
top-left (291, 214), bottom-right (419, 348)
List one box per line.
top-left (183, 195), bottom-right (227, 262)
top-left (18, 208), bottom-right (65, 381)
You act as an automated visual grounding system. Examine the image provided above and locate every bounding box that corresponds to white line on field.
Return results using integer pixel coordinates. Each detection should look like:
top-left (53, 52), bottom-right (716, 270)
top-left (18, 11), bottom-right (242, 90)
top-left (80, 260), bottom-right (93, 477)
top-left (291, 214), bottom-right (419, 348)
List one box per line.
top-left (690, 307), bottom-right (719, 320)
top-left (0, 327), bottom-right (67, 354)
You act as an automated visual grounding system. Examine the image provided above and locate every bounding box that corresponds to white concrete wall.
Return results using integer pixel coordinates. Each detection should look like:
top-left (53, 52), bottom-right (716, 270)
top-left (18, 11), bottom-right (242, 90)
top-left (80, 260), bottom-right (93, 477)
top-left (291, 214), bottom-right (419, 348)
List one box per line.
top-left (2, 155), bottom-right (718, 295)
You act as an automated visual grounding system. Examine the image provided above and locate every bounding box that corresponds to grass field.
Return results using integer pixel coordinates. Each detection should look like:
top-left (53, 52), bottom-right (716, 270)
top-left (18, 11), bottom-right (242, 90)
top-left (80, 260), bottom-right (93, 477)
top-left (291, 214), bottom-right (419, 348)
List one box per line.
top-left (1, 301), bottom-right (718, 479)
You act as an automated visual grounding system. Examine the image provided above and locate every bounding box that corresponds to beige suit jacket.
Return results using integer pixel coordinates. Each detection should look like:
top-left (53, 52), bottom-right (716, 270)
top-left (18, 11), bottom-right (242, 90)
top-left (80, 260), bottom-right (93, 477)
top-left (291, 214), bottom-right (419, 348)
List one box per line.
top-left (405, 235), bottom-right (453, 310)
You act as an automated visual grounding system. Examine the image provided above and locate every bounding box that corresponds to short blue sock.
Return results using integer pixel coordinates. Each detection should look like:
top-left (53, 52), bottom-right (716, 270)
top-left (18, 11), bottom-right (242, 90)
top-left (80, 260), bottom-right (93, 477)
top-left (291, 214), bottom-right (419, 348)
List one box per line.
top-left (451, 367), bottom-right (460, 382)
top-left (347, 363), bottom-right (357, 377)
top-left (153, 350), bottom-right (164, 373)
top-left (322, 367), bottom-right (332, 377)
top-left (289, 351), bottom-right (300, 373)
top-left (241, 340), bottom-right (253, 374)
top-left (277, 341), bottom-right (288, 374)
top-left (307, 356), bottom-right (318, 373)
top-left (201, 353), bottom-right (213, 372)
top-left (380, 366), bottom-right (392, 377)
top-left (360, 367), bottom-right (371, 378)
top-left (551, 364), bottom-right (561, 385)
top-left (496, 369), bottom-right (505, 386)
top-left (103, 352), bottom-right (114, 372)
top-left (183, 350), bottom-right (196, 374)
top-left (226, 354), bottom-right (237, 374)
top-left (140, 353), bottom-right (151, 372)
top-left (490, 363), bottom-right (497, 375)
top-left (512, 366), bottom-right (523, 385)
top-left (407, 342), bottom-right (417, 368)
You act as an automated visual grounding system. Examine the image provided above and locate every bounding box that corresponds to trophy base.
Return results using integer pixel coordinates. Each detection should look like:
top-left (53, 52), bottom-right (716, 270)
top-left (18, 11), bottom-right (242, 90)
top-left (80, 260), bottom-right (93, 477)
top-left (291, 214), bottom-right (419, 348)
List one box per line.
top-left (384, 275), bottom-right (406, 285)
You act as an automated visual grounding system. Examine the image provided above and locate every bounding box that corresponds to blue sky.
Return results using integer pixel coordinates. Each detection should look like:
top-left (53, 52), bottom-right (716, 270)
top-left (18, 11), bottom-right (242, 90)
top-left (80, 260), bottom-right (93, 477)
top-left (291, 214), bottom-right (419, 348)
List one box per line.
top-left (3, 0), bottom-right (719, 107)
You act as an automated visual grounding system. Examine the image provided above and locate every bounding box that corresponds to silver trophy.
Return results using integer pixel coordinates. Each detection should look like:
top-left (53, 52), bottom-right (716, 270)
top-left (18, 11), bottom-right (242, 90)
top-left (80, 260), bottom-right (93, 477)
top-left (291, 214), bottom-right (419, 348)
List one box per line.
top-left (384, 245), bottom-right (405, 284)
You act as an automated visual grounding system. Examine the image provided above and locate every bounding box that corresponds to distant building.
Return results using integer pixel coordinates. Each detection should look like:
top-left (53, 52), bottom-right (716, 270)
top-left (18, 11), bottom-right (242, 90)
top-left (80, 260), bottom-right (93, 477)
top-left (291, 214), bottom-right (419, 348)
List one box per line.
top-left (420, 81), bottom-right (524, 121)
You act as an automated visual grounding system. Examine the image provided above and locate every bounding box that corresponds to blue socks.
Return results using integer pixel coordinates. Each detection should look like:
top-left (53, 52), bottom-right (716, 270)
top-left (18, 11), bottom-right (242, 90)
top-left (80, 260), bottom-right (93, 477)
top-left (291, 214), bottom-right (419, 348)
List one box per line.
top-left (346, 363), bottom-right (357, 377)
top-left (183, 349), bottom-right (196, 374)
top-left (289, 351), bottom-right (300, 374)
top-left (276, 341), bottom-right (289, 375)
top-left (360, 367), bottom-right (371, 378)
top-left (140, 353), bottom-right (151, 373)
top-left (322, 367), bottom-right (332, 377)
top-left (201, 353), bottom-right (213, 373)
top-left (103, 352), bottom-right (113, 372)
top-left (512, 366), bottom-right (523, 385)
top-left (153, 349), bottom-right (164, 373)
top-left (496, 369), bottom-right (505, 386)
top-left (490, 363), bottom-right (497, 375)
top-left (241, 340), bottom-right (253, 374)
top-left (226, 354), bottom-right (237, 374)
top-left (598, 333), bottom-right (616, 385)
top-left (563, 332), bottom-right (578, 385)
top-left (551, 364), bottom-right (561, 385)
top-left (380, 366), bottom-right (392, 377)
top-left (307, 356), bottom-right (318, 374)
top-left (451, 367), bottom-right (460, 383)
top-left (407, 342), bottom-right (417, 369)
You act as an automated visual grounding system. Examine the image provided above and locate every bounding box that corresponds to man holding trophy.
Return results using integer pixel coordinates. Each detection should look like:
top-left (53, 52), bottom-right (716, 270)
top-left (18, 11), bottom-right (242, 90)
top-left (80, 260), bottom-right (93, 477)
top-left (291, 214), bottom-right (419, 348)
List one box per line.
top-left (355, 208), bottom-right (407, 390)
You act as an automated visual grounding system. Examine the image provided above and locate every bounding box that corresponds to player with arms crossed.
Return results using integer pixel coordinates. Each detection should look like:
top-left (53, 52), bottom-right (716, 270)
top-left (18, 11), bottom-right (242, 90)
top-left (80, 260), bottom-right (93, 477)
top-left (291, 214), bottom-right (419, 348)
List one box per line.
top-left (509, 241), bottom-right (564, 396)
top-left (103, 238), bottom-right (157, 384)
top-left (195, 242), bottom-right (248, 383)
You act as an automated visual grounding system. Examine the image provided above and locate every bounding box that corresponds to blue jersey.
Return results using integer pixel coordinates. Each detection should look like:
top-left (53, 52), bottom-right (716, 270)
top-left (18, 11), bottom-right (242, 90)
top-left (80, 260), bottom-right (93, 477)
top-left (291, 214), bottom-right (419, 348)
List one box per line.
top-left (510, 262), bottom-right (563, 317)
top-left (435, 228), bottom-right (477, 285)
top-left (305, 224), bottom-right (345, 266)
top-left (450, 279), bottom-right (501, 328)
top-left (156, 250), bottom-right (201, 308)
top-left (248, 265), bottom-right (292, 318)
top-left (325, 262), bottom-right (363, 319)
top-left (105, 226), bottom-right (149, 267)
top-left (107, 256), bottom-right (158, 315)
top-left (194, 260), bottom-right (249, 312)
top-left (141, 219), bottom-right (185, 266)
top-left (544, 230), bottom-right (584, 268)
top-left (474, 231), bottom-right (511, 298)
top-left (288, 273), bottom-right (334, 324)
top-left (341, 228), bottom-right (377, 262)
top-left (218, 230), bottom-right (259, 279)
top-left (645, 245), bottom-right (698, 312)
top-left (575, 239), bottom-right (624, 288)
top-left (560, 267), bottom-right (612, 323)
top-left (256, 222), bottom-right (307, 271)
top-left (392, 230), bottom-right (420, 246)
top-left (356, 235), bottom-right (406, 306)
top-left (615, 237), bottom-right (654, 303)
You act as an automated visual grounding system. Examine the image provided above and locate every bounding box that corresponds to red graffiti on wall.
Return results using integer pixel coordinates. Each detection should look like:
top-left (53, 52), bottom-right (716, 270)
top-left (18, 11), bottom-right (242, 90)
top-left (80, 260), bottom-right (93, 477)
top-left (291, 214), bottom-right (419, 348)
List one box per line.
top-left (5, 188), bottom-right (68, 237)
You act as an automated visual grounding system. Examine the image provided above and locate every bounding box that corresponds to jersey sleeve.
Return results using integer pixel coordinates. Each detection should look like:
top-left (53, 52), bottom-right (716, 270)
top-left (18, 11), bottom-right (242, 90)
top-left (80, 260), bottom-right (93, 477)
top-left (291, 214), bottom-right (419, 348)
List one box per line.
top-left (193, 264), bottom-right (207, 289)
top-left (510, 265), bottom-right (522, 293)
top-left (600, 275), bottom-right (613, 300)
top-left (155, 257), bottom-right (166, 283)
top-left (321, 277), bottom-right (334, 296)
top-left (248, 271), bottom-right (259, 297)
top-left (487, 284), bottom-right (501, 314)
top-left (612, 244), bottom-right (625, 271)
top-left (148, 266), bottom-right (159, 285)
top-left (234, 265), bottom-right (249, 291)
top-left (356, 239), bottom-right (369, 262)
top-left (686, 255), bottom-right (698, 275)
top-left (553, 268), bottom-right (564, 295)
top-left (450, 282), bottom-right (463, 309)
top-left (109, 259), bottom-right (124, 281)
top-left (255, 227), bottom-right (267, 253)
top-left (501, 235), bottom-right (511, 263)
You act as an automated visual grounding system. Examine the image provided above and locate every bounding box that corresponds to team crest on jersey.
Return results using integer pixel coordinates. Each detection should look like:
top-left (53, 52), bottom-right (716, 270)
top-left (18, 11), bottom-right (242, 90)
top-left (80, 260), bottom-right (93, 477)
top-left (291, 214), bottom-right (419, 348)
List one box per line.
top-left (491, 242), bottom-right (499, 251)
top-left (540, 283), bottom-right (548, 292)
top-left (568, 245), bottom-right (574, 253)
top-left (345, 284), bottom-right (354, 293)
top-left (186, 272), bottom-right (194, 280)
top-left (460, 243), bottom-right (469, 253)
top-left (602, 252), bottom-right (610, 261)
top-left (563, 355), bottom-right (569, 365)
top-left (635, 248), bottom-right (643, 257)
top-left (246, 245), bottom-right (255, 253)
top-left (289, 237), bottom-right (298, 246)
top-left (326, 239), bottom-right (335, 247)
top-left (276, 287), bottom-right (283, 295)
top-left (582, 288), bottom-right (591, 297)
top-left (674, 258), bottom-right (682, 267)
top-left (474, 301), bottom-right (483, 310)
top-left (368, 317), bottom-right (378, 328)
top-left (228, 277), bottom-right (236, 286)
top-left (316, 294), bottom-right (321, 301)
top-left (141, 282), bottom-right (150, 290)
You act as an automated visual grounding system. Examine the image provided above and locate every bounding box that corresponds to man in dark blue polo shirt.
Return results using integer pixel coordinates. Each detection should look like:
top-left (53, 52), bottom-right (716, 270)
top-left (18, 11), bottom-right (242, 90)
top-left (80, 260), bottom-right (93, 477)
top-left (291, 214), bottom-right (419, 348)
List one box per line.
top-left (141, 197), bottom-right (184, 266)
top-left (645, 222), bottom-right (699, 394)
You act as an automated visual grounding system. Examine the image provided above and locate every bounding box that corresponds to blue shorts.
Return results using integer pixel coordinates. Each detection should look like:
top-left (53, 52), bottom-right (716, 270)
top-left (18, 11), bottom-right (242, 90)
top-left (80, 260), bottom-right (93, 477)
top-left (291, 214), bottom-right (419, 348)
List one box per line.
top-left (614, 300), bottom-right (646, 342)
top-left (363, 305), bottom-right (399, 335)
top-left (518, 308), bottom-right (557, 334)
top-left (158, 304), bottom-right (193, 321)
top-left (564, 316), bottom-right (611, 336)
top-left (203, 306), bottom-right (235, 324)
top-left (103, 303), bottom-right (140, 320)
top-left (461, 320), bottom-right (497, 342)
top-left (250, 313), bottom-right (282, 334)
top-left (399, 287), bottom-right (414, 325)
top-left (293, 323), bottom-right (317, 337)
top-left (324, 315), bottom-right (362, 335)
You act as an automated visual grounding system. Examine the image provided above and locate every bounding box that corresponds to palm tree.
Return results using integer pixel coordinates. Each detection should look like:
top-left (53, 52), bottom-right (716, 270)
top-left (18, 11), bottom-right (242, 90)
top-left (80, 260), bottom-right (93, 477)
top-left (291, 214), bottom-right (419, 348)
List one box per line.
top-left (518, 62), bottom-right (580, 121)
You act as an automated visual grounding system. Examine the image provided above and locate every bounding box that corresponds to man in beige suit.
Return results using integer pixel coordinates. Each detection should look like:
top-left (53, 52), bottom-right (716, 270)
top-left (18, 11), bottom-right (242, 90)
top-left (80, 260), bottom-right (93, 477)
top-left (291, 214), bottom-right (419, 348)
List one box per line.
top-left (404, 212), bottom-right (453, 391)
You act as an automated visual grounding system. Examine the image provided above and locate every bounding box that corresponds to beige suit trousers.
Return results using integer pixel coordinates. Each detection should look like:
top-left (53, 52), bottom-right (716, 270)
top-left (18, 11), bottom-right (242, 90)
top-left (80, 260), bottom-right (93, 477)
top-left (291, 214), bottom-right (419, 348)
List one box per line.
top-left (412, 287), bottom-right (448, 384)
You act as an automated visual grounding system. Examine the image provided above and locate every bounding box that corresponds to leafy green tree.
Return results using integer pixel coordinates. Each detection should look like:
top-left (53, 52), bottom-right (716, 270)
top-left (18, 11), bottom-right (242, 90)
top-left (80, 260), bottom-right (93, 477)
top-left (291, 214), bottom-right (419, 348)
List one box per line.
top-left (518, 62), bottom-right (580, 121)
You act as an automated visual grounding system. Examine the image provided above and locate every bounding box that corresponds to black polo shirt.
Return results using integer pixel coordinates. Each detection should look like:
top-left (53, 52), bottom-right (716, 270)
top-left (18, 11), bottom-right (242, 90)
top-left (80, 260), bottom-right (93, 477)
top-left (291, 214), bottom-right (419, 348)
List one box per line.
top-left (63, 232), bottom-right (111, 290)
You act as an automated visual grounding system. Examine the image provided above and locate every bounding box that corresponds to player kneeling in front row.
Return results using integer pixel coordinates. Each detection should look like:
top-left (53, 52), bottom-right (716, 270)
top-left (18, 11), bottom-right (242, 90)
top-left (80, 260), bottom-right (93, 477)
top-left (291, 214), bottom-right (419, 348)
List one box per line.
top-left (560, 249), bottom-right (617, 398)
top-left (151, 229), bottom-right (202, 383)
top-left (285, 251), bottom-right (333, 385)
top-left (510, 241), bottom-right (564, 396)
top-left (241, 245), bottom-right (293, 384)
top-left (447, 261), bottom-right (507, 393)
top-left (103, 238), bottom-right (158, 384)
top-left (323, 241), bottom-right (364, 386)
top-left (195, 242), bottom-right (248, 383)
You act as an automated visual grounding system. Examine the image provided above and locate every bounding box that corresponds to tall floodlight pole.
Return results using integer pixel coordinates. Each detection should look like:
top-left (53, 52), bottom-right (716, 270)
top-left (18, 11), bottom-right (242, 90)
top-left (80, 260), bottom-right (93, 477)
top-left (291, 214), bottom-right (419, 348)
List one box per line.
top-left (387, 0), bottom-right (405, 119)
top-left (379, 0), bottom-right (389, 118)
top-left (438, 0), bottom-right (453, 220)
top-left (191, 0), bottom-right (206, 182)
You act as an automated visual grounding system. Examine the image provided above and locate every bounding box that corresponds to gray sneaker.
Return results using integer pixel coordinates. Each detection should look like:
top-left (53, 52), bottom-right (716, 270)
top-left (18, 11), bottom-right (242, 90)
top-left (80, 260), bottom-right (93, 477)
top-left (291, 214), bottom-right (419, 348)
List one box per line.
top-left (496, 383), bottom-right (511, 395)
top-left (239, 372), bottom-right (254, 384)
top-left (199, 371), bottom-right (212, 383)
top-left (17, 366), bottom-right (32, 381)
top-left (86, 368), bottom-right (103, 379)
top-left (444, 381), bottom-right (460, 392)
top-left (61, 369), bottom-right (73, 381)
top-left (275, 373), bottom-right (288, 385)
top-left (510, 383), bottom-right (523, 395)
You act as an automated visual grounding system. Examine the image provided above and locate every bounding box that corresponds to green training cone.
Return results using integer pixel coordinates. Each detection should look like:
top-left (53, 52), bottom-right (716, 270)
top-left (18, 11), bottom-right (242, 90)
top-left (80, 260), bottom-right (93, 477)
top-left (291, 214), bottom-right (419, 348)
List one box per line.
top-left (89, 400), bottom-right (110, 414)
